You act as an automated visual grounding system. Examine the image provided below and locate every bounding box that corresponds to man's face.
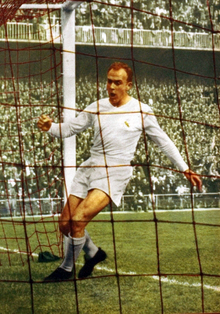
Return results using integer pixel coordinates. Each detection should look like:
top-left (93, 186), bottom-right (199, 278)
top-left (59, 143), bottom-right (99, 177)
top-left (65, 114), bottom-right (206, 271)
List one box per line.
top-left (107, 68), bottom-right (132, 107)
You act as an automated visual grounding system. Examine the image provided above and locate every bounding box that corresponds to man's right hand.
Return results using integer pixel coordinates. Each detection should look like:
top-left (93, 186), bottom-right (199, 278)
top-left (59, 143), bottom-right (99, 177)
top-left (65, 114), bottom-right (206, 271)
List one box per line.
top-left (37, 115), bottom-right (52, 132)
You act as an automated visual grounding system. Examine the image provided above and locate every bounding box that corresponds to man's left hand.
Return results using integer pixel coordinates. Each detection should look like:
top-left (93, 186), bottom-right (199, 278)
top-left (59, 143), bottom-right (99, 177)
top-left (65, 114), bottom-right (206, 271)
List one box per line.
top-left (184, 169), bottom-right (202, 192)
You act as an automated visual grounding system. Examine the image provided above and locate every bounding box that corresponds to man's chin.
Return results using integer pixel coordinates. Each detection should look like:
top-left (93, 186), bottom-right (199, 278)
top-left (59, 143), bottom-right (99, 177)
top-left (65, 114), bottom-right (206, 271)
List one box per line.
top-left (109, 97), bottom-right (118, 105)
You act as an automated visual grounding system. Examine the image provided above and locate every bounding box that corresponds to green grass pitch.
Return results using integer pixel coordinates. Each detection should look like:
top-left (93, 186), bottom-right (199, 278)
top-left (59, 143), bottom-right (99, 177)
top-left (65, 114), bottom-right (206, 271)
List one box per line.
top-left (0, 209), bottom-right (220, 314)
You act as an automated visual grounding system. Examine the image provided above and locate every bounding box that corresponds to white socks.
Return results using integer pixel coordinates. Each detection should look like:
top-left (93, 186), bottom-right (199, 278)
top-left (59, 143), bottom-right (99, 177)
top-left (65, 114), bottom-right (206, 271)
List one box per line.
top-left (83, 230), bottom-right (99, 259)
top-left (60, 233), bottom-right (86, 272)
top-left (60, 230), bottom-right (98, 272)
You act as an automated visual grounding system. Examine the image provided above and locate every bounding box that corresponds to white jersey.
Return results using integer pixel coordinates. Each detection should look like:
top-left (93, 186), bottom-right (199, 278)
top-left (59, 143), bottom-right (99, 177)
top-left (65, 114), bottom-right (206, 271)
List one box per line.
top-left (49, 97), bottom-right (188, 172)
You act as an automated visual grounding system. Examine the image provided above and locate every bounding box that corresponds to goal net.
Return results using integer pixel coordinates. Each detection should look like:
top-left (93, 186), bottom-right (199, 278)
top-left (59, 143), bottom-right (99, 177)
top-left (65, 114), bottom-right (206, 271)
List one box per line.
top-left (0, 1), bottom-right (219, 313)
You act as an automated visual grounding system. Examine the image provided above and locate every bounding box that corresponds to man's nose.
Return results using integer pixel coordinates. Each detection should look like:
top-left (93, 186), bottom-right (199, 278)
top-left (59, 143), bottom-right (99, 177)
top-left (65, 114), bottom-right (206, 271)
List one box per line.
top-left (110, 82), bottom-right (115, 89)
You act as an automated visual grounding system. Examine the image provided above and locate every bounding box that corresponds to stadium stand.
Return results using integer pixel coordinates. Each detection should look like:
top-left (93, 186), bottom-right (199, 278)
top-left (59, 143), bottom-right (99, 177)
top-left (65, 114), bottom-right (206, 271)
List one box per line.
top-left (0, 0), bottom-right (219, 49)
top-left (0, 0), bottom-right (219, 214)
top-left (0, 73), bottom-right (219, 214)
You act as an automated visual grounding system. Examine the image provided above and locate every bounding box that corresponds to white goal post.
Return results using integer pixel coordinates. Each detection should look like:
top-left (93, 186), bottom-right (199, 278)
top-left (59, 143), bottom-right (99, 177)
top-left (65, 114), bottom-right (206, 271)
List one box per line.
top-left (20, 1), bottom-right (85, 197)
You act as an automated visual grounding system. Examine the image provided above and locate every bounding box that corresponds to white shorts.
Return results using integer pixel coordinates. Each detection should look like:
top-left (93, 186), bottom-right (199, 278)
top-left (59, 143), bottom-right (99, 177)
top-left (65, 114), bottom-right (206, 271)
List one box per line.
top-left (69, 158), bottom-right (133, 206)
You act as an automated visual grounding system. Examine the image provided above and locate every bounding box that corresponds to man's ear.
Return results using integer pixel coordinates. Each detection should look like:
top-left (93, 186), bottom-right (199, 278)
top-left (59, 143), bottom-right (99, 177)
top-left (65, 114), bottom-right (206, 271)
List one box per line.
top-left (126, 81), bottom-right (132, 91)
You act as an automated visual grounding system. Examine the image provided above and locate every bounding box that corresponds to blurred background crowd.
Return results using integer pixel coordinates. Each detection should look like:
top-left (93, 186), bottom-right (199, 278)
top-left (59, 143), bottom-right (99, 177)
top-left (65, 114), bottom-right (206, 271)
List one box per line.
top-left (2, 0), bottom-right (220, 32)
top-left (0, 71), bottom-right (219, 213)
top-left (75, 0), bottom-right (220, 32)
top-left (1, 1), bottom-right (219, 52)
top-left (72, 0), bottom-right (219, 32)
top-left (0, 0), bottom-right (219, 214)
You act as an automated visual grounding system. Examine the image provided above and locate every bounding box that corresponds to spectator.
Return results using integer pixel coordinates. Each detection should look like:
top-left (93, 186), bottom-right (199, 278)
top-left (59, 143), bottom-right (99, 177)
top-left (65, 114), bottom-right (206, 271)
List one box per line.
top-left (0, 70), bottom-right (218, 211)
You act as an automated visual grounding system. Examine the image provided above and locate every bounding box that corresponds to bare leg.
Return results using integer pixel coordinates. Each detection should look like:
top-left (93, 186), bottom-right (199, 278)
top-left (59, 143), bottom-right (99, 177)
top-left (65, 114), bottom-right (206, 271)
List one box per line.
top-left (59, 189), bottom-right (110, 238)
top-left (44, 189), bottom-right (110, 281)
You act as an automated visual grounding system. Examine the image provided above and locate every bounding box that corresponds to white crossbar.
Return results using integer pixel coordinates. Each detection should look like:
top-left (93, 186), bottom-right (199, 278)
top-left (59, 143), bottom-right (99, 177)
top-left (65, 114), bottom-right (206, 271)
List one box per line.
top-left (20, 2), bottom-right (84, 10)
top-left (20, 4), bottom-right (62, 9)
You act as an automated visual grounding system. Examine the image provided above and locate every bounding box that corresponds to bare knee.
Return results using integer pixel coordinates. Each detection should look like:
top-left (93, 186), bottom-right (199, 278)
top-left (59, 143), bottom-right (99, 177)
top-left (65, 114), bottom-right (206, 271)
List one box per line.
top-left (58, 195), bottom-right (83, 236)
top-left (70, 212), bottom-right (89, 237)
top-left (58, 216), bottom-right (71, 237)
top-left (58, 213), bottom-right (87, 237)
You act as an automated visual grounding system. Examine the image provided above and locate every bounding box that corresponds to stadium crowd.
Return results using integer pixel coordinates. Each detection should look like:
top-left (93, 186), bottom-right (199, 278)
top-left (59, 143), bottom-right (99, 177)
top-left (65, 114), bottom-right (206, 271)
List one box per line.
top-left (75, 0), bottom-right (219, 32)
top-left (4, 0), bottom-right (220, 32)
top-left (0, 70), bottom-right (219, 213)
top-left (1, 0), bottom-right (219, 51)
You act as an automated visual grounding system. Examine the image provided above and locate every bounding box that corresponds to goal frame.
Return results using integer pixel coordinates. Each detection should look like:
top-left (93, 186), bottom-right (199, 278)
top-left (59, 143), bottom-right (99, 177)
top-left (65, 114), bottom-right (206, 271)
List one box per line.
top-left (20, 1), bottom-right (84, 197)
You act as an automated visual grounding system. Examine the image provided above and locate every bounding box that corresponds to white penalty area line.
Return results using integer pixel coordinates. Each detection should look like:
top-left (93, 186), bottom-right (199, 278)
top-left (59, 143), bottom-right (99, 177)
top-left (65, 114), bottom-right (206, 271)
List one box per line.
top-left (0, 246), bottom-right (38, 257)
top-left (93, 264), bottom-right (220, 293)
top-left (152, 276), bottom-right (220, 293)
top-left (1, 246), bottom-right (219, 293)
